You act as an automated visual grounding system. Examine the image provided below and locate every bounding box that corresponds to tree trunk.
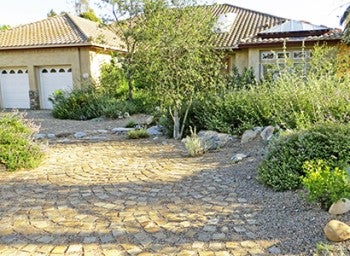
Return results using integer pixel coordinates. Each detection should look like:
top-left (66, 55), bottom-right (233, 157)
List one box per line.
top-left (172, 108), bottom-right (181, 140)
top-left (127, 72), bottom-right (133, 101)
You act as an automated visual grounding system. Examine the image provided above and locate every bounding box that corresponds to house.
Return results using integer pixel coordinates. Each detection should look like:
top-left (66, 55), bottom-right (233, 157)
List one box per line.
top-left (0, 4), bottom-right (344, 110)
top-left (0, 13), bottom-right (123, 109)
top-left (210, 4), bottom-right (343, 79)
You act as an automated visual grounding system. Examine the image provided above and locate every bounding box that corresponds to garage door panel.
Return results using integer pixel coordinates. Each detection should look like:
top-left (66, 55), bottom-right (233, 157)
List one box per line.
top-left (40, 67), bottom-right (73, 109)
top-left (0, 69), bottom-right (30, 109)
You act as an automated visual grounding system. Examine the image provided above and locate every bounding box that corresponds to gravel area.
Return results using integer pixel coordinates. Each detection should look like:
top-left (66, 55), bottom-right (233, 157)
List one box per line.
top-left (1, 110), bottom-right (350, 255)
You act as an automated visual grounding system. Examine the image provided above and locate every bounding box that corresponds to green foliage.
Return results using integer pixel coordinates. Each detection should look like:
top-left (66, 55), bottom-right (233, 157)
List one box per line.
top-left (99, 59), bottom-right (127, 98)
top-left (125, 119), bottom-right (137, 128)
top-left (0, 112), bottom-right (44, 171)
top-left (184, 127), bottom-right (206, 157)
top-left (302, 160), bottom-right (350, 210)
top-left (191, 45), bottom-right (350, 135)
top-left (258, 123), bottom-right (350, 191)
top-left (127, 129), bottom-right (150, 139)
top-left (0, 24), bottom-right (10, 31)
top-left (50, 83), bottom-right (112, 120)
top-left (134, 0), bottom-right (225, 139)
top-left (79, 8), bottom-right (102, 23)
top-left (228, 67), bottom-right (257, 90)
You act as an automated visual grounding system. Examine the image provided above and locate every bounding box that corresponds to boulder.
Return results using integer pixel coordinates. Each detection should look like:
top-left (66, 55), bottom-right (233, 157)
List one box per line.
top-left (34, 133), bottom-right (46, 140)
top-left (147, 125), bottom-right (164, 136)
top-left (47, 133), bottom-right (56, 139)
top-left (260, 126), bottom-right (275, 141)
top-left (231, 153), bottom-right (248, 163)
top-left (197, 130), bottom-right (237, 151)
top-left (241, 129), bottom-right (260, 144)
top-left (329, 198), bottom-right (350, 215)
top-left (324, 220), bottom-right (350, 242)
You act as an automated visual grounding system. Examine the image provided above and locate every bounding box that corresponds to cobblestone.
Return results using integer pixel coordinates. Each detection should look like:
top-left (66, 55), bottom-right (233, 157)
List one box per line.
top-left (0, 132), bottom-right (341, 255)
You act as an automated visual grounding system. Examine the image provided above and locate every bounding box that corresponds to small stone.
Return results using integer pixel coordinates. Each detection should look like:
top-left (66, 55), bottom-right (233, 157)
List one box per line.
top-left (111, 127), bottom-right (134, 133)
top-left (268, 246), bottom-right (281, 254)
top-left (74, 131), bottom-right (86, 138)
top-left (123, 112), bottom-right (130, 118)
top-left (47, 133), bottom-right (56, 139)
top-left (97, 129), bottom-right (109, 134)
top-left (231, 153), bottom-right (248, 163)
top-left (329, 198), bottom-right (350, 215)
top-left (34, 133), bottom-right (46, 140)
top-left (260, 126), bottom-right (275, 141)
top-left (324, 220), bottom-right (350, 242)
top-left (145, 116), bottom-right (154, 125)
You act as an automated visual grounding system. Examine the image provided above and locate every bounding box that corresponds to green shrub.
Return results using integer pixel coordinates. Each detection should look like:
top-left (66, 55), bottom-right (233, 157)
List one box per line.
top-left (0, 112), bottom-right (44, 171)
top-left (302, 160), bottom-right (350, 210)
top-left (50, 83), bottom-right (114, 120)
top-left (125, 119), bottom-right (137, 128)
top-left (184, 127), bottom-right (206, 157)
top-left (258, 123), bottom-right (350, 191)
top-left (127, 129), bottom-right (150, 139)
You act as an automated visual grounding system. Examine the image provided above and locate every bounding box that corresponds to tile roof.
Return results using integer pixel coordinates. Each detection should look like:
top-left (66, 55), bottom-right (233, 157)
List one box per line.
top-left (210, 4), bottom-right (286, 49)
top-left (0, 13), bottom-right (124, 50)
top-left (239, 27), bottom-right (342, 47)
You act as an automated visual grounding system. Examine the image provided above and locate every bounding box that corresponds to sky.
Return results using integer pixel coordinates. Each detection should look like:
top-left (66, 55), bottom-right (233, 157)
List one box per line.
top-left (0, 0), bottom-right (349, 29)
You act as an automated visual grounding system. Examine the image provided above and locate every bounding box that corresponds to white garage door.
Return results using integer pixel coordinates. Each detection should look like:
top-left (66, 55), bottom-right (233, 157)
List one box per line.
top-left (0, 68), bottom-right (30, 109)
top-left (40, 67), bottom-right (73, 109)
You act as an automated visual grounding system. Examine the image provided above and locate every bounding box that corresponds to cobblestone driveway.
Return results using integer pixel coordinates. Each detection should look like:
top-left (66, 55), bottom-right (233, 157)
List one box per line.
top-left (0, 138), bottom-right (277, 256)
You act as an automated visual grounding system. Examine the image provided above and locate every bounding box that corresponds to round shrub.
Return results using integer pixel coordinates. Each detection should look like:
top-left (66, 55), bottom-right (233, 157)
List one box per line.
top-left (258, 123), bottom-right (350, 191)
top-left (0, 112), bottom-right (44, 171)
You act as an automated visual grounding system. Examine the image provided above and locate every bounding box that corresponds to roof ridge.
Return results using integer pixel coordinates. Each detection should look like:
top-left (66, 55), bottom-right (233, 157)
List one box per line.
top-left (217, 3), bottom-right (287, 20)
top-left (63, 13), bottom-right (90, 42)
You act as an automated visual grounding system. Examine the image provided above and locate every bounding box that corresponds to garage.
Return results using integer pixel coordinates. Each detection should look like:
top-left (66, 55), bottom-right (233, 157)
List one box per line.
top-left (39, 66), bottom-right (73, 109)
top-left (0, 68), bottom-right (30, 109)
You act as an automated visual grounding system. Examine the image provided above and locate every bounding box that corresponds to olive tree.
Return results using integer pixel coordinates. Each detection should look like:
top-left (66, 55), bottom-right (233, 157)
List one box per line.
top-left (134, 1), bottom-right (225, 139)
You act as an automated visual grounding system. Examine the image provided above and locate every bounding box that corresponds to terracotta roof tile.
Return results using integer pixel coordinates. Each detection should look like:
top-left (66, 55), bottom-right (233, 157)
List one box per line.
top-left (210, 4), bottom-right (286, 49)
top-left (0, 14), bottom-right (123, 50)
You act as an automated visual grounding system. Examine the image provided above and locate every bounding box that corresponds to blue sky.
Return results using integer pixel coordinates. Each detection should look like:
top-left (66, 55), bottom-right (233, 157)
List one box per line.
top-left (0, 0), bottom-right (348, 28)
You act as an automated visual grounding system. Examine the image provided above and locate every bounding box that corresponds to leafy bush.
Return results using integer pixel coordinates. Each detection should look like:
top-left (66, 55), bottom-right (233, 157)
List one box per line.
top-left (190, 45), bottom-right (350, 135)
top-left (125, 119), bottom-right (138, 128)
top-left (258, 123), bottom-right (350, 191)
top-left (50, 83), bottom-right (113, 120)
top-left (0, 112), bottom-right (44, 171)
top-left (127, 129), bottom-right (150, 139)
top-left (184, 127), bottom-right (206, 157)
top-left (302, 160), bottom-right (350, 210)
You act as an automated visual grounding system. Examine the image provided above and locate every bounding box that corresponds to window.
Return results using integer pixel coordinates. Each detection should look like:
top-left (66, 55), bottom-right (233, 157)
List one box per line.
top-left (212, 13), bottom-right (237, 33)
top-left (42, 69), bottom-right (48, 73)
top-left (1, 70), bottom-right (7, 74)
top-left (259, 49), bottom-right (310, 79)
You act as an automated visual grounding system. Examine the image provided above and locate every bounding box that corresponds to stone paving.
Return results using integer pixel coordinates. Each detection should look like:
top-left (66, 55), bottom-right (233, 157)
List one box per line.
top-left (0, 139), bottom-right (276, 255)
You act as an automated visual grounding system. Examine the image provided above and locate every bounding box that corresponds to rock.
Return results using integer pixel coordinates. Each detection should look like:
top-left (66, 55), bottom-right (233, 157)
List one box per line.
top-left (145, 116), bottom-right (154, 125)
top-left (231, 153), bottom-right (248, 163)
top-left (123, 112), bottom-right (130, 118)
top-left (260, 126), bottom-right (275, 141)
top-left (111, 127), bottom-right (134, 133)
top-left (268, 246), bottom-right (281, 254)
top-left (97, 129), bottom-right (109, 134)
top-left (329, 198), bottom-right (350, 215)
top-left (147, 125), bottom-right (164, 136)
top-left (324, 220), bottom-right (350, 242)
top-left (74, 131), bottom-right (87, 138)
top-left (90, 117), bottom-right (107, 122)
top-left (34, 133), bottom-right (46, 140)
top-left (47, 133), bottom-right (56, 139)
top-left (197, 130), bottom-right (238, 151)
top-left (241, 129), bottom-right (260, 144)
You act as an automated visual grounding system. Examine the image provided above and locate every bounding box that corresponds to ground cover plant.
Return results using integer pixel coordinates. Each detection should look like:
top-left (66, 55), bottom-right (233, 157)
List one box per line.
top-left (0, 111), bottom-right (44, 171)
top-left (258, 122), bottom-right (350, 191)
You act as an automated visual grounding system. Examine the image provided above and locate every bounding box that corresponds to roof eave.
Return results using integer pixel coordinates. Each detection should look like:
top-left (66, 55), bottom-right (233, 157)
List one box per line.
top-left (238, 38), bottom-right (341, 49)
top-left (0, 42), bottom-right (124, 51)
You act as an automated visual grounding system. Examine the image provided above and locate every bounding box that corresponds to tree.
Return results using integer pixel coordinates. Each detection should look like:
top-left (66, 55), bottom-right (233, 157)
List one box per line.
top-left (47, 9), bottom-right (58, 17)
top-left (341, 4), bottom-right (350, 44)
top-left (101, 0), bottom-right (151, 101)
top-left (79, 8), bottom-right (102, 23)
top-left (134, 0), bottom-right (225, 139)
top-left (0, 24), bottom-right (10, 31)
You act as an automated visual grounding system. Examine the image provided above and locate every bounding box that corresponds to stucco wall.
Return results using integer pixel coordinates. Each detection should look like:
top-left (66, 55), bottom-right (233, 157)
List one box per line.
top-left (0, 46), bottom-right (113, 109)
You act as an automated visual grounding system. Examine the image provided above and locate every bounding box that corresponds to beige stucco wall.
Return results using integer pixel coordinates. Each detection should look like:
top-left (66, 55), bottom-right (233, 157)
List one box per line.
top-left (0, 46), bottom-right (113, 108)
